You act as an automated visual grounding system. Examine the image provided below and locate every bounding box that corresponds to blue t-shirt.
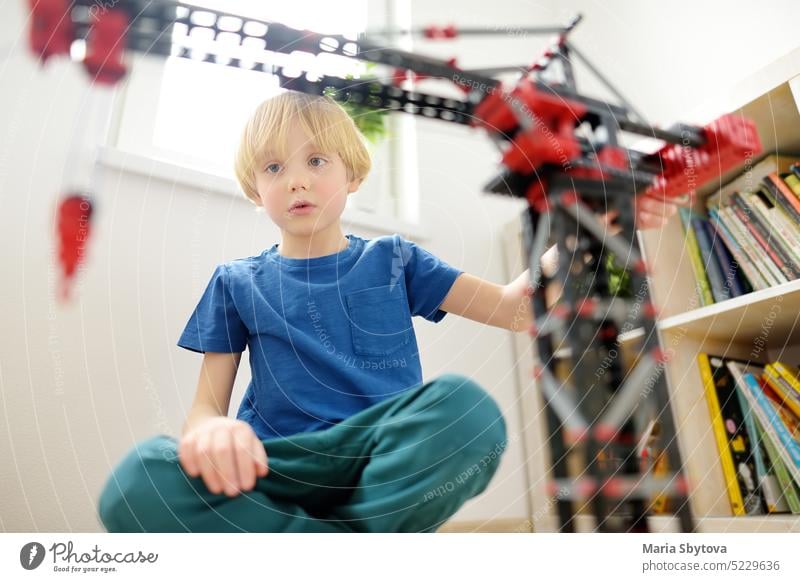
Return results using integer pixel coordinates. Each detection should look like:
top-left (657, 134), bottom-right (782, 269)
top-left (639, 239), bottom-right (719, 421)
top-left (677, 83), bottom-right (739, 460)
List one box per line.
top-left (178, 233), bottom-right (463, 440)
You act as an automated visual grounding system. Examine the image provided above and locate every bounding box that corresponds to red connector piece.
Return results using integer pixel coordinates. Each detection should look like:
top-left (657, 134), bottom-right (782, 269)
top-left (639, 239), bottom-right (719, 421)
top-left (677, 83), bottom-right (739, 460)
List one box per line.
top-left (56, 193), bottom-right (94, 302)
top-left (602, 477), bottom-right (625, 498)
top-left (83, 9), bottom-right (129, 85)
top-left (599, 325), bottom-right (617, 340)
top-left (391, 69), bottom-right (409, 87)
top-left (28, 0), bottom-right (74, 62)
top-left (642, 302), bottom-right (659, 319)
top-left (651, 346), bottom-right (670, 365)
top-left (593, 423), bottom-right (617, 442)
top-left (576, 297), bottom-right (597, 317)
top-left (642, 114), bottom-right (762, 200)
top-left (423, 24), bottom-right (457, 39)
top-left (527, 181), bottom-right (549, 211)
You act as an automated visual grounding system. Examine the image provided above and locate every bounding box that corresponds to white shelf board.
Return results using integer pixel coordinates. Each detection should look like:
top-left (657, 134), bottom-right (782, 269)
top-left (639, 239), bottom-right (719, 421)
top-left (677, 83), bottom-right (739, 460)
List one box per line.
top-left (648, 514), bottom-right (800, 533)
top-left (657, 279), bottom-right (800, 345)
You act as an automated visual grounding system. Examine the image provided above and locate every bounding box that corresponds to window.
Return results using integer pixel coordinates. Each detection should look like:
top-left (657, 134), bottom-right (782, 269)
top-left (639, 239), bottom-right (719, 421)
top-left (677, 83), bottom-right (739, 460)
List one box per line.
top-left (111, 0), bottom-right (418, 224)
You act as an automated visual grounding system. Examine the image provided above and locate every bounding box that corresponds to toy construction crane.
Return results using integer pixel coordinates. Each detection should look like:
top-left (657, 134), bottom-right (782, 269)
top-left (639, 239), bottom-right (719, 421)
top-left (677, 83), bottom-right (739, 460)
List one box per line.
top-left (28, 0), bottom-right (762, 532)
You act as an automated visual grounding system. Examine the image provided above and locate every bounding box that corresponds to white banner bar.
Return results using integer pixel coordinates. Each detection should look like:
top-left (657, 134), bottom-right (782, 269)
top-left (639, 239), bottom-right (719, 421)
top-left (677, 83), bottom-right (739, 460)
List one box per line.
top-left (2, 533), bottom-right (799, 581)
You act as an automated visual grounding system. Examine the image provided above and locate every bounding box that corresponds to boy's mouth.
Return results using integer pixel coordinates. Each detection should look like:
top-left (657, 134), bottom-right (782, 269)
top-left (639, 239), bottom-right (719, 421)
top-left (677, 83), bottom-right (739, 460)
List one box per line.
top-left (288, 200), bottom-right (316, 214)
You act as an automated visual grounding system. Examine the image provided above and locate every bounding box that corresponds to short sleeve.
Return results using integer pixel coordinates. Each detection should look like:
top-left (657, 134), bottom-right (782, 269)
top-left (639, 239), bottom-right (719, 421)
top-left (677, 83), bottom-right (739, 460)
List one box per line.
top-left (177, 264), bottom-right (248, 353)
top-left (395, 235), bottom-right (463, 323)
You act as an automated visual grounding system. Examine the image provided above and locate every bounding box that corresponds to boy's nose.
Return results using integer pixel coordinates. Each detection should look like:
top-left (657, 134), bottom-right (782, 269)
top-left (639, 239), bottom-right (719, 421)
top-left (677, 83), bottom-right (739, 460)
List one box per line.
top-left (287, 175), bottom-right (309, 192)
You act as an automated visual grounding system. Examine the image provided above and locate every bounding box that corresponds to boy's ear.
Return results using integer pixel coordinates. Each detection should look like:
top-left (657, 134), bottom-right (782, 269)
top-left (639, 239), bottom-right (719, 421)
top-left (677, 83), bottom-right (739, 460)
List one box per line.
top-left (347, 177), bottom-right (363, 194)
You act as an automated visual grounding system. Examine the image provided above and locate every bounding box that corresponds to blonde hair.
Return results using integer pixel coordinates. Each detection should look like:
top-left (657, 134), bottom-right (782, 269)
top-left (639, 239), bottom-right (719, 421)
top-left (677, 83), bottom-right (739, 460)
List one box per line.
top-left (234, 91), bottom-right (371, 205)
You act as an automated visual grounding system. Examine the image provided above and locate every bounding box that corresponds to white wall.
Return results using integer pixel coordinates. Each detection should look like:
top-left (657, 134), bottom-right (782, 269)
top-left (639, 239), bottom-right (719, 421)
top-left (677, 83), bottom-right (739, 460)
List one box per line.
top-left (1, 0), bottom-right (799, 532)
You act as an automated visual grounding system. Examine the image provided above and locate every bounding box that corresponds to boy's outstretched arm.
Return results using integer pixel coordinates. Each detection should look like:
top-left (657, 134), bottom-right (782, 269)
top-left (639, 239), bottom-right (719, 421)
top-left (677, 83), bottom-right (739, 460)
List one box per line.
top-left (439, 194), bottom-right (690, 332)
top-left (439, 270), bottom-right (535, 333)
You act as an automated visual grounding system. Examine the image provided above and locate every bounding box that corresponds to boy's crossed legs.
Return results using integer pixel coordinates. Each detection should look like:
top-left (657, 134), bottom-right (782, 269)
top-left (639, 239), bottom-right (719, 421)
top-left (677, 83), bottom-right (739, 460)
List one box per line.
top-left (98, 373), bottom-right (507, 533)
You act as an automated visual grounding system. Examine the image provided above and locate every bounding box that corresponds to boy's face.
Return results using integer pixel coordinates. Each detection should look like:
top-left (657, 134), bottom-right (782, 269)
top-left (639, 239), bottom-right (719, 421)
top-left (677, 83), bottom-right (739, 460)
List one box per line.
top-left (253, 119), bottom-right (360, 237)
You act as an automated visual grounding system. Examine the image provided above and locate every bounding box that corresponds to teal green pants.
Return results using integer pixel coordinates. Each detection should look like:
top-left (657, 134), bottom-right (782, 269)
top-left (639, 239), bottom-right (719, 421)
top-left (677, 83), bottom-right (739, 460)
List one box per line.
top-left (98, 373), bottom-right (507, 532)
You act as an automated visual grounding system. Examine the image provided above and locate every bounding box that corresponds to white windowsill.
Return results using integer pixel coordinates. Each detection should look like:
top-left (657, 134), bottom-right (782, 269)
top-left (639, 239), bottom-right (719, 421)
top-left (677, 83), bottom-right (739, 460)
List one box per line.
top-left (97, 146), bottom-right (430, 241)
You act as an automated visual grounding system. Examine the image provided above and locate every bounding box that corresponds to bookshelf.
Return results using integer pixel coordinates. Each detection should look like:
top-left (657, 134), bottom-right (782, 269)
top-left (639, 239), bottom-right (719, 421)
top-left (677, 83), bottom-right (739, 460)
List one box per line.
top-left (640, 51), bottom-right (800, 532)
top-left (503, 47), bottom-right (800, 532)
top-left (638, 49), bottom-right (800, 532)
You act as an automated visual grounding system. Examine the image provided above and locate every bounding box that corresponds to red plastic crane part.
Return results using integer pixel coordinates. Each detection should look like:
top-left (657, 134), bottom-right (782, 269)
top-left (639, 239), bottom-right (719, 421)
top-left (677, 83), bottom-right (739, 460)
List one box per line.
top-left (56, 194), bottom-right (94, 302)
top-left (83, 9), bottom-right (129, 85)
top-left (642, 114), bottom-right (762, 200)
top-left (28, 0), bottom-right (74, 62)
top-left (472, 80), bottom-right (586, 173)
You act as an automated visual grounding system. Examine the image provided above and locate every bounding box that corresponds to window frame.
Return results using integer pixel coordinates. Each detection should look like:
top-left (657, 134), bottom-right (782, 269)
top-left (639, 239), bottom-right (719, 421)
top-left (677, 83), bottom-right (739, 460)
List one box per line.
top-left (106, 0), bottom-right (420, 226)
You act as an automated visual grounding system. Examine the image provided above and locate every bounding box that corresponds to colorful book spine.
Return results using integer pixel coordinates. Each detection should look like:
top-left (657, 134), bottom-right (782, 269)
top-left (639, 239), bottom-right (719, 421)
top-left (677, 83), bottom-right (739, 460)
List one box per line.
top-left (704, 219), bottom-right (746, 297)
top-left (692, 217), bottom-right (731, 302)
top-left (746, 190), bottom-right (800, 264)
top-left (765, 364), bottom-right (800, 419)
top-left (723, 207), bottom-right (786, 286)
top-left (698, 354), bottom-right (744, 514)
top-left (784, 173), bottom-right (800, 197)
top-left (708, 208), bottom-right (766, 291)
top-left (790, 163), bottom-right (800, 186)
top-left (730, 192), bottom-right (800, 280)
top-left (735, 382), bottom-right (781, 512)
top-left (754, 416), bottom-right (800, 513)
top-left (698, 354), bottom-right (765, 514)
top-left (728, 201), bottom-right (795, 282)
top-left (773, 361), bottom-right (800, 395)
top-left (679, 208), bottom-right (714, 306)
top-left (764, 173), bottom-right (800, 226)
top-left (740, 371), bottom-right (800, 486)
top-left (767, 206), bottom-right (800, 257)
top-left (765, 393), bottom-right (800, 441)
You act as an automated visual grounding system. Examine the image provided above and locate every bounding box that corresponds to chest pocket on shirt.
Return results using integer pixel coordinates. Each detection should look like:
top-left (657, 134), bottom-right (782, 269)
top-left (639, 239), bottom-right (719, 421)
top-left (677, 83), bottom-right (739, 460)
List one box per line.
top-left (346, 285), bottom-right (411, 357)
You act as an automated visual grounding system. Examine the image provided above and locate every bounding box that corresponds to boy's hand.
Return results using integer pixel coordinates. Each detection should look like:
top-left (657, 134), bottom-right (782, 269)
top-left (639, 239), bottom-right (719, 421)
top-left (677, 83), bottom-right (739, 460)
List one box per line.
top-left (633, 192), bottom-right (692, 230)
top-left (520, 194), bottom-right (692, 306)
top-left (178, 417), bottom-right (269, 497)
top-left (601, 193), bottom-right (692, 233)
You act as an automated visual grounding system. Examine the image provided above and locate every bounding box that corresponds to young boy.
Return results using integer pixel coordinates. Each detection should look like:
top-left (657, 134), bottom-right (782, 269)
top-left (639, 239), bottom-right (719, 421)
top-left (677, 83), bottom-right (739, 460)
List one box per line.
top-left (97, 91), bottom-right (682, 533)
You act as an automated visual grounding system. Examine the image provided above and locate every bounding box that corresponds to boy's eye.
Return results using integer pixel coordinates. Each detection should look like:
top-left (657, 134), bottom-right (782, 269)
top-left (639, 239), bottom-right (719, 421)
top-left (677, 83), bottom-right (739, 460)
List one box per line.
top-left (309, 157), bottom-right (327, 168)
top-left (265, 163), bottom-right (281, 174)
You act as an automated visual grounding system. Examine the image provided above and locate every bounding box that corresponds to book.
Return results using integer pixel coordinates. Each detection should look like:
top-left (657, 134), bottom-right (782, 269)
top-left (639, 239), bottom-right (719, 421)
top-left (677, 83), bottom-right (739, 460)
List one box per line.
top-left (729, 362), bottom-right (800, 487)
top-left (730, 192), bottom-right (800, 280)
top-left (708, 208), bottom-right (767, 291)
top-left (747, 189), bottom-right (800, 264)
top-left (705, 154), bottom-right (800, 210)
top-left (761, 384), bottom-right (800, 444)
top-left (699, 155), bottom-right (800, 292)
top-left (754, 416), bottom-right (800, 513)
top-left (764, 364), bottom-right (800, 419)
top-left (764, 173), bottom-right (800, 227)
top-left (784, 173), bottom-right (800, 197)
top-left (735, 382), bottom-right (786, 513)
top-left (692, 217), bottom-right (731, 302)
top-left (679, 208), bottom-right (714, 306)
top-left (722, 207), bottom-right (784, 286)
top-left (728, 203), bottom-right (792, 283)
top-left (790, 163), bottom-right (800, 184)
top-left (703, 219), bottom-right (747, 297)
top-left (773, 361), bottom-right (800, 395)
top-left (698, 354), bottom-right (764, 514)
